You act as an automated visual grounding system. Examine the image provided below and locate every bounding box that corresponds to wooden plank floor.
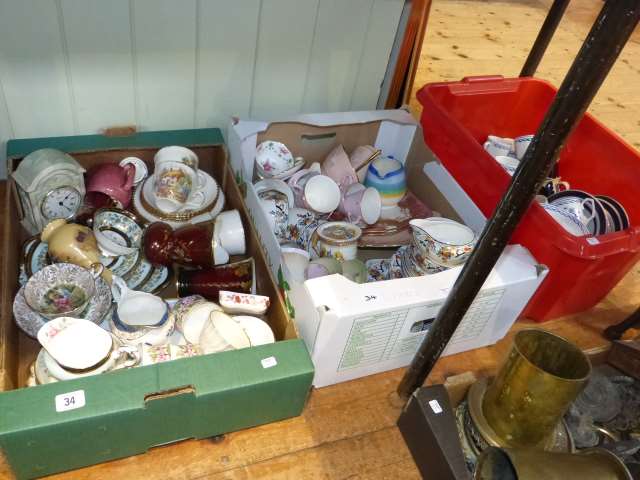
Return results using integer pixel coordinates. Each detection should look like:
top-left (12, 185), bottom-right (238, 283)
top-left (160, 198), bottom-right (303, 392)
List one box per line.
top-left (2, 1), bottom-right (639, 478)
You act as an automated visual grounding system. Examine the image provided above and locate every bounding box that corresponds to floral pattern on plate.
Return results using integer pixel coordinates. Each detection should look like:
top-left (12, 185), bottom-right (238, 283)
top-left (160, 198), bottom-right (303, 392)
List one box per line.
top-left (13, 275), bottom-right (112, 338)
top-left (365, 259), bottom-right (390, 282)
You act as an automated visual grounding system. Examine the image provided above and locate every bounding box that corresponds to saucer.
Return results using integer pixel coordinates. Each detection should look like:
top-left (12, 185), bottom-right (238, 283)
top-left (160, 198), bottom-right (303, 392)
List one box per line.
top-left (133, 178), bottom-right (225, 228)
top-left (123, 256), bottom-right (154, 290)
top-left (548, 190), bottom-right (606, 235)
top-left (34, 349), bottom-right (57, 385)
top-left (256, 158), bottom-right (304, 181)
top-left (139, 264), bottom-right (172, 294)
top-left (24, 240), bottom-right (140, 280)
top-left (13, 276), bottom-right (112, 338)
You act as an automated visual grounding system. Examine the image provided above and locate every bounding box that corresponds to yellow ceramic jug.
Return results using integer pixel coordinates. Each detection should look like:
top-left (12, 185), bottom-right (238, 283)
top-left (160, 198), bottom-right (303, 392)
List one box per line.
top-left (41, 219), bottom-right (113, 283)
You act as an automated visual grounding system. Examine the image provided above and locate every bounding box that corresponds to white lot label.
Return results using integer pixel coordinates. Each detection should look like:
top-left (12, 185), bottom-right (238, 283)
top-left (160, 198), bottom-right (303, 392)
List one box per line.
top-left (261, 356), bottom-right (277, 369)
top-left (428, 399), bottom-right (443, 414)
top-left (55, 390), bottom-right (86, 413)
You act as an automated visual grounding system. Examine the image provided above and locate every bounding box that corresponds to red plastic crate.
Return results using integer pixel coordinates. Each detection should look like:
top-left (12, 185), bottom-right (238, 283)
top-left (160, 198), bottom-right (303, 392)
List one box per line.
top-left (417, 75), bottom-right (640, 321)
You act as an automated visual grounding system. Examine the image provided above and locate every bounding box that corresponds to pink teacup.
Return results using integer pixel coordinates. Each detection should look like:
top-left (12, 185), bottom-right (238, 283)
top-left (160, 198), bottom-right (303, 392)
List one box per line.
top-left (86, 163), bottom-right (136, 208)
top-left (350, 145), bottom-right (381, 183)
top-left (339, 183), bottom-right (381, 226)
top-left (288, 169), bottom-right (340, 215)
top-left (321, 144), bottom-right (357, 189)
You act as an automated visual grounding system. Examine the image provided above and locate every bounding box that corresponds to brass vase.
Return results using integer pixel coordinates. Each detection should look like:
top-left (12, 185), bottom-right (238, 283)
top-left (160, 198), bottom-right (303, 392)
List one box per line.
top-left (482, 329), bottom-right (591, 448)
top-left (474, 446), bottom-right (632, 480)
top-left (41, 219), bottom-right (113, 283)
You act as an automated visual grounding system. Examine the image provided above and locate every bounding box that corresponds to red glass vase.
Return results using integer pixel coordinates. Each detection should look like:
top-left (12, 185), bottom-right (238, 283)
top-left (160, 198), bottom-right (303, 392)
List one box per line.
top-left (143, 222), bottom-right (214, 268)
top-left (177, 258), bottom-right (254, 301)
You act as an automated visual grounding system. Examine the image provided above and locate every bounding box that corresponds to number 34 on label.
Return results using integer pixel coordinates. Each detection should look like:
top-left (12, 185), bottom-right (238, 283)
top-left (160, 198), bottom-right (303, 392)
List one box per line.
top-left (55, 390), bottom-right (86, 412)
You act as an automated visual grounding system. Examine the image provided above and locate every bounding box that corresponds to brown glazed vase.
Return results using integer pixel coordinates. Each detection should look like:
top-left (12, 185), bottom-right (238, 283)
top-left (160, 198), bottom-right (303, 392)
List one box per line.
top-left (177, 258), bottom-right (253, 301)
top-left (143, 222), bottom-right (215, 268)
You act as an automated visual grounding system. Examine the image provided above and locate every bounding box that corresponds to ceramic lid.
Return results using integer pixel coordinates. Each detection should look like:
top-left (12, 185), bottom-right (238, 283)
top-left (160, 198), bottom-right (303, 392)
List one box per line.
top-left (12, 148), bottom-right (85, 191)
top-left (316, 221), bottom-right (362, 245)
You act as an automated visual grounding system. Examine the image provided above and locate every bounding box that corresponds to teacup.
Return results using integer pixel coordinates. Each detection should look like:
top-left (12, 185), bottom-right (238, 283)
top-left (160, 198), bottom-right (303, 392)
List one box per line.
top-left (310, 221), bottom-right (361, 262)
top-left (255, 141), bottom-right (302, 178)
top-left (93, 208), bottom-right (144, 257)
top-left (233, 315), bottom-right (275, 346)
top-left (350, 145), bottom-right (381, 183)
top-left (541, 203), bottom-right (590, 236)
top-left (539, 177), bottom-right (570, 197)
top-left (494, 155), bottom-right (520, 176)
top-left (288, 170), bottom-right (341, 214)
top-left (154, 161), bottom-right (204, 213)
top-left (305, 257), bottom-right (342, 279)
top-left (37, 316), bottom-right (115, 370)
top-left (140, 343), bottom-right (202, 366)
top-left (199, 310), bottom-right (251, 354)
top-left (409, 217), bottom-right (476, 268)
top-left (515, 134), bottom-right (535, 160)
top-left (259, 193), bottom-right (289, 240)
top-left (155, 146), bottom-right (199, 172)
top-left (339, 183), bottom-right (381, 226)
top-left (285, 208), bottom-right (323, 249)
top-left (364, 156), bottom-right (406, 207)
top-left (281, 246), bottom-right (311, 283)
top-left (254, 178), bottom-right (295, 208)
top-left (548, 194), bottom-right (597, 235)
top-left (42, 339), bottom-right (139, 381)
top-left (321, 144), bottom-right (358, 189)
top-left (214, 209), bottom-right (246, 255)
top-left (173, 296), bottom-right (223, 343)
top-left (211, 231), bottom-right (230, 265)
top-left (86, 162), bottom-right (137, 209)
top-left (119, 156), bottom-right (148, 186)
top-left (483, 135), bottom-right (515, 158)
top-left (25, 263), bottom-right (103, 319)
top-left (341, 259), bottom-right (367, 284)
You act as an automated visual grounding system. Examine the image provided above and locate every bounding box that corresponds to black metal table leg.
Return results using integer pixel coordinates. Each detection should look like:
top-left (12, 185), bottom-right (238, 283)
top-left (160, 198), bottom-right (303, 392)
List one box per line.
top-left (520, 0), bottom-right (571, 77)
top-left (398, 0), bottom-right (640, 400)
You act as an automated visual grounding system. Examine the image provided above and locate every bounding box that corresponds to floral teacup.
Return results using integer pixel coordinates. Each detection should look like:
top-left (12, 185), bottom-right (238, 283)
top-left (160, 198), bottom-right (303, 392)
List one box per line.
top-left (255, 141), bottom-right (301, 178)
top-left (286, 208), bottom-right (323, 250)
top-left (25, 263), bottom-right (103, 319)
top-left (154, 161), bottom-right (206, 213)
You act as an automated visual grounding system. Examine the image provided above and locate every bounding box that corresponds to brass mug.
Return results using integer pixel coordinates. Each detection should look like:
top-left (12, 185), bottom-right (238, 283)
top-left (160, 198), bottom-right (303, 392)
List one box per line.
top-left (482, 329), bottom-right (591, 448)
top-left (474, 447), bottom-right (632, 480)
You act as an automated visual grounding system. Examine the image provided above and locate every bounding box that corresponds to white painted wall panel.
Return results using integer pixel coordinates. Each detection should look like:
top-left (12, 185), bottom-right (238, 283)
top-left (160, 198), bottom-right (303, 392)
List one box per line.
top-left (132, 0), bottom-right (197, 130)
top-left (250, 0), bottom-right (319, 119)
top-left (0, 0), bottom-right (404, 178)
top-left (0, 0), bottom-right (75, 138)
top-left (302, 0), bottom-right (373, 113)
top-left (60, 0), bottom-right (136, 132)
top-left (195, 0), bottom-right (261, 129)
top-left (351, 0), bottom-right (404, 110)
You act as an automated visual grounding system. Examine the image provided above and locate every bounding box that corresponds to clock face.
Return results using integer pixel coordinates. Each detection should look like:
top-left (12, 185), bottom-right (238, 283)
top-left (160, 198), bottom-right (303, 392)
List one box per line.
top-left (40, 186), bottom-right (83, 221)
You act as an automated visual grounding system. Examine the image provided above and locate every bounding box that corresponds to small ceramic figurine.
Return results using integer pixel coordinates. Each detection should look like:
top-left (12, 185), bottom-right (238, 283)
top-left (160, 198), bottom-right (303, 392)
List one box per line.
top-left (40, 219), bottom-right (112, 283)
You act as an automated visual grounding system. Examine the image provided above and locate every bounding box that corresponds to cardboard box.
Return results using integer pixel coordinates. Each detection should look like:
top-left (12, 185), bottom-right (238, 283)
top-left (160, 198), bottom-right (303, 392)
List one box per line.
top-left (0, 129), bottom-right (314, 479)
top-left (228, 111), bottom-right (548, 387)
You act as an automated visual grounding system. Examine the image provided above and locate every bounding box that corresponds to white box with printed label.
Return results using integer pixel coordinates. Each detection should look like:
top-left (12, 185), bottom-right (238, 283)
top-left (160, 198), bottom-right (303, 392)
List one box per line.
top-left (227, 110), bottom-right (548, 387)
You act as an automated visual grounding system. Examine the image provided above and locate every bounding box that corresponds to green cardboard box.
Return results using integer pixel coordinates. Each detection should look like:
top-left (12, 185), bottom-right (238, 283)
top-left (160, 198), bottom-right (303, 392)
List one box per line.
top-left (0, 129), bottom-right (314, 479)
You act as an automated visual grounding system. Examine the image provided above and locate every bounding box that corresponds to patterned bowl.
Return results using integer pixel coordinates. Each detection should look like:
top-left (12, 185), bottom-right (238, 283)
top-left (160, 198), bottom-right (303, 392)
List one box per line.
top-left (24, 263), bottom-right (102, 319)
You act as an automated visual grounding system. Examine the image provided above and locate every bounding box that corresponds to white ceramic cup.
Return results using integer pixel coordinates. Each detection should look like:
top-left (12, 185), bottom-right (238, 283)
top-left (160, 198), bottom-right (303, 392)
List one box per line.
top-left (483, 135), bottom-right (515, 158)
top-left (175, 299), bottom-right (222, 344)
top-left (43, 342), bottom-right (139, 381)
top-left (154, 146), bottom-right (204, 187)
top-left (255, 140), bottom-right (300, 178)
top-left (199, 310), bottom-right (251, 354)
top-left (281, 246), bottom-right (311, 283)
top-left (259, 196), bottom-right (289, 240)
top-left (515, 134), bottom-right (534, 160)
top-left (214, 209), bottom-right (246, 255)
top-left (212, 231), bottom-right (230, 265)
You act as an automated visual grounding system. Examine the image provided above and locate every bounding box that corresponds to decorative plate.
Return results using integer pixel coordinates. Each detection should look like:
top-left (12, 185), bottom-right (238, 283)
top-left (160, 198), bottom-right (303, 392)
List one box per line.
top-left (13, 275), bottom-right (112, 338)
top-left (138, 265), bottom-right (172, 294)
top-left (365, 259), bottom-right (390, 282)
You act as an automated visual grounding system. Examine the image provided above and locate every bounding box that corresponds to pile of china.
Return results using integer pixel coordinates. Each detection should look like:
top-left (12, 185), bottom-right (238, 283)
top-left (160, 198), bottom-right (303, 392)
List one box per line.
top-left (252, 140), bottom-right (477, 284)
top-left (12, 146), bottom-right (275, 386)
top-left (485, 134), bottom-right (629, 237)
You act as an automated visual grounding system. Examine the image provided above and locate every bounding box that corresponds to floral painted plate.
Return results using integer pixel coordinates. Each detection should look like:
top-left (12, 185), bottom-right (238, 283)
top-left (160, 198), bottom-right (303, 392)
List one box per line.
top-left (365, 259), bottom-right (390, 282)
top-left (13, 275), bottom-right (112, 338)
